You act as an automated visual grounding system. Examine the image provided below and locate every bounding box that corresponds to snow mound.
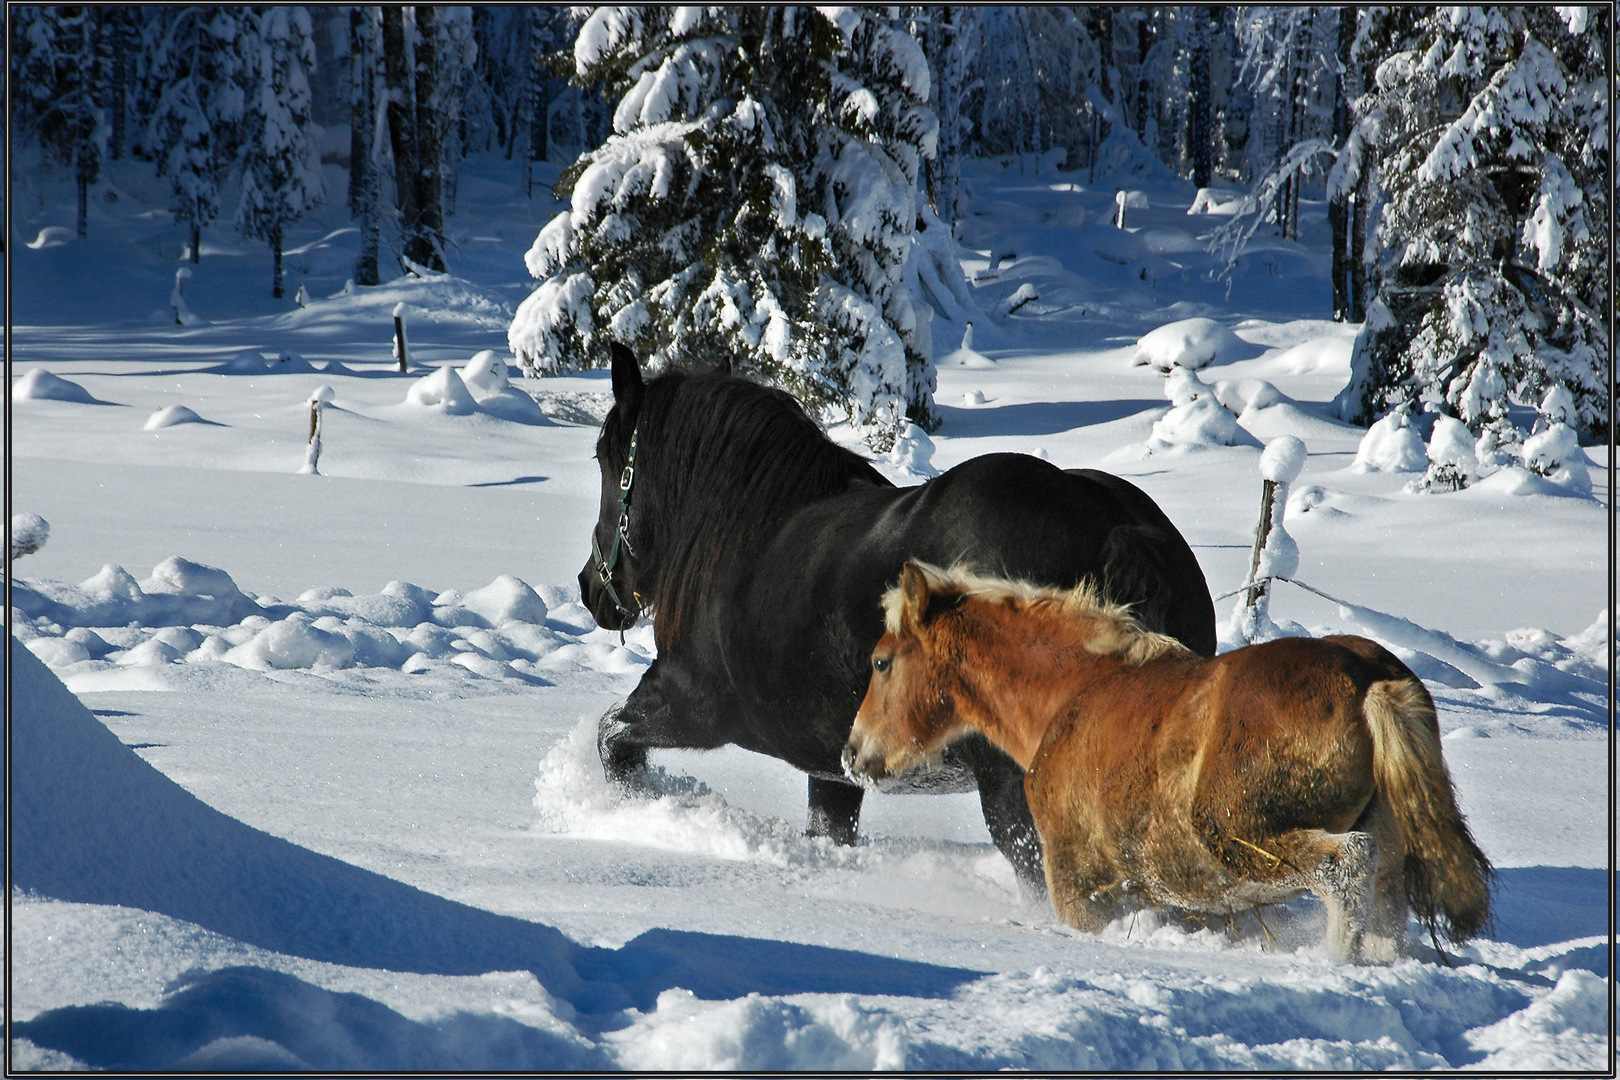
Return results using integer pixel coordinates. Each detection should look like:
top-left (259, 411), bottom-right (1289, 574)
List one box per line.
top-left (1521, 424), bottom-right (1592, 497)
top-left (1465, 969), bottom-right (1608, 1070)
top-left (938, 324), bottom-right (995, 368)
top-left (1470, 466), bottom-right (1586, 499)
top-left (1142, 368), bottom-right (1256, 454)
top-left (144, 405), bottom-right (209, 430)
top-left (1352, 411), bottom-right (1426, 472)
top-left (26, 225), bottom-right (74, 250)
top-left (13, 559), bottom-right (645, 686)
top-left (405, 366), bottom-right (479, 415)
top-left (11, 513), bottom-right (50, 558)
top-left (218, 350), bottom-right (273, 374)
top-left (461, 351), bottom-right (512, 398)
top-left (12, 368), bottom-right (102, 404)
top-left (1131, 318), bottom-right (1243, 371)
top-left (448, 575), bottom-right (549, 627)
top-left (883, 423), bottom-right (940, 479)
top-left (609, 987), bottom-right (907, 1071)
top-left (222, 612), bottom-right (357, 671)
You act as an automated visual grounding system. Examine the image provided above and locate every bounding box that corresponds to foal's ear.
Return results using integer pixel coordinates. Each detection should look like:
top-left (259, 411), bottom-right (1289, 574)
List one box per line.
top-left (900, 562), bottom-right (931, 629)
top-left (609, 342), bottom-right (644, 418)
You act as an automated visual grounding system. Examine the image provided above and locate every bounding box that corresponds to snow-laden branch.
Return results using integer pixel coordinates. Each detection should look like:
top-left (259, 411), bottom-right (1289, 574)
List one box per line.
top-left (1205, 138), bottom-right (1339, 277)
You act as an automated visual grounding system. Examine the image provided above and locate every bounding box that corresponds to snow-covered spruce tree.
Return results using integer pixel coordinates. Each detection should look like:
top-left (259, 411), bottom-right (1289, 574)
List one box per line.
top-left (11, 6), bottom-right (106, 238)
top-left (508, 6), bottom-right (939, 450)
top-left (1335, 7), bottom-right (1609, 444)
top-left (236, 6), bottom-right (324, 299)
top-left (146, 8), bottom-right (247, 264)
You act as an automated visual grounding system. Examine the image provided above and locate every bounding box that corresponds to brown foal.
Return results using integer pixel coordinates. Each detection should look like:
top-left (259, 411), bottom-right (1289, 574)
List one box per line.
top-left (844, 561), bottom-right (1491, 964)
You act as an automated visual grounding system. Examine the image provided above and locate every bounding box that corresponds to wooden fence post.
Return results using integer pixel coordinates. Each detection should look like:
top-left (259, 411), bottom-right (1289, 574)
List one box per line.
top-left (393, 303), bottom-right (408, 372)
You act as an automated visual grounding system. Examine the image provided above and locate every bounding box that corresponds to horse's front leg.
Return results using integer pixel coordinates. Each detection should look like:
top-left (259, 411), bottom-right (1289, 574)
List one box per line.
top-left (597, 659), bottom-right (727, 789)
top-left (806, 776), bottom-right (864, 846)
top-left (955, 735), bottom-right (1048, 899)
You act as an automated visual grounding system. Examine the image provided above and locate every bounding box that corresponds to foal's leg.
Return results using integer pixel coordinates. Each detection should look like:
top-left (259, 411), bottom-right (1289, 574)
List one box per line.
top-left (1287, 830), bottom-right (1377, 963)
top-left (1042, 831), bottom-right (1120, 932)
top-left (1360, 797), bottom-right (1408, 963)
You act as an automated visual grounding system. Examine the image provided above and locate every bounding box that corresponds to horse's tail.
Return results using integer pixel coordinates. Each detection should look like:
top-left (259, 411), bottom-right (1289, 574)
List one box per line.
top-left (1364, 677), bottom-right (1493, 943)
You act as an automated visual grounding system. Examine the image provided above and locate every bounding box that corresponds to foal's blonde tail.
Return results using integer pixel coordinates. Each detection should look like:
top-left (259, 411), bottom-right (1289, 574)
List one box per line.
top-left (1364, 678), bottom-right (1492, 943)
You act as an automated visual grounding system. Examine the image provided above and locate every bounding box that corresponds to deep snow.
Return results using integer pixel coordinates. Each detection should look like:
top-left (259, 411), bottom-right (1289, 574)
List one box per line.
top-left (6, 151), bottom-right (1612, 1071)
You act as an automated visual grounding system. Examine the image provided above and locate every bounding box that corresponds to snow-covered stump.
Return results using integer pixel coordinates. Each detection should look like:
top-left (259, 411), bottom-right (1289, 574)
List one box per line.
top-left (10, 513), bottom-right (50, 560)
top-left (392, 303), bottom-right (408, 373)
top-left (171, 267), bottom-right (196, 326)
top-left (300, 386), bottom-right (333, 476)
top-left (1236, 436), bottom-right (1306, 643)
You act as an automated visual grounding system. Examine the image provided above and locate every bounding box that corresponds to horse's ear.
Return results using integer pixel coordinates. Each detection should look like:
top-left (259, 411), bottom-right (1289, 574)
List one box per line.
top-left (610, 342), bottom-right (644, 417)
top-left (714, 353), bottom-right (732, 376)
top-left (900, 562), bottom-right (931, 630)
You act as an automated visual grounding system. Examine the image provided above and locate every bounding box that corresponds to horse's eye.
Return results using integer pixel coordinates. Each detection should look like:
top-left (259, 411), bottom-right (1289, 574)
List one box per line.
top-left (872, 656), bottom-right (891, 675)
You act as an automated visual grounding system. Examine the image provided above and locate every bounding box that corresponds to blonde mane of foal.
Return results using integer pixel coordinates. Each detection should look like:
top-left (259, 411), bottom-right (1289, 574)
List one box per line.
top-left (881, 561), bottom-right (1193, 666)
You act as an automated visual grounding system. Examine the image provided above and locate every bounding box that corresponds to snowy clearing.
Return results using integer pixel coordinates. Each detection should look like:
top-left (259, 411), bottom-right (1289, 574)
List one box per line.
top-left (7, 153), bottom-right (1612, 1071)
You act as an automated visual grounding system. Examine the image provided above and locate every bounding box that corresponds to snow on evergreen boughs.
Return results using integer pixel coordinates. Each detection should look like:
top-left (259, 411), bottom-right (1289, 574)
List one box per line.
top-left (508, 7), bottom-right (941, 451)
top-left (1335, 7), bottom-right (1608, 444)
top-left (146, 9), bottom-right (247, 261)
top-left (235, 7), bottom-right (325, 298)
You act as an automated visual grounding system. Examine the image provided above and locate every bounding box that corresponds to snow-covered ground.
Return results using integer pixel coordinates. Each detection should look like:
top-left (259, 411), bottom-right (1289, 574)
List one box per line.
top-left (8, 153), bottom-right (1611, 1070)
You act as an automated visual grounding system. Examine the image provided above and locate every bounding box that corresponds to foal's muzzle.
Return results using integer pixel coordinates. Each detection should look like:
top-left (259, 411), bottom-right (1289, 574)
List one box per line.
top-left (841, 736), bottom-right (887, 784)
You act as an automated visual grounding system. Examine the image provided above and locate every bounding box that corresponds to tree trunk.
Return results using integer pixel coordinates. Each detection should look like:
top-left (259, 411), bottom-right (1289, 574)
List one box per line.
top-left (351, 7), bottom-right (380, 285)
top-left (107, 8), bottom-right (127, 160)
top-left (75, 9), bottom-right (101, 239)
top-left (1350, 166), bottom-right (1369, 322)
top-left (527, 8), bottom-right (550, 197)
top-left (381, 7), bottom-right (420, 273)
top-left (271, 225), bottom-right (284, 298)
top-left (411, 6), bottom-right (445, 271)
top-left (1189, 8), bottom-right (1213, 190)
top-left (1134, 14), bottom-right (1152, 142)
top-left (1328, 7), bottom-right (1355, 320)
top-left (190, 216), bottom-right (200, 264)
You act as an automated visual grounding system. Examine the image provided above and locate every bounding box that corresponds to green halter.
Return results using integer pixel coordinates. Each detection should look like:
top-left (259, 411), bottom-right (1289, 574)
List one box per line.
top-left (591, 429), bottom-right (640, 632)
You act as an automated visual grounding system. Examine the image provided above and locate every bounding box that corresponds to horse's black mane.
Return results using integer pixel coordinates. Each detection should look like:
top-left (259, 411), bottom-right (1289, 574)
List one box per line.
top-left (617, 369), bottom-right (890, 650)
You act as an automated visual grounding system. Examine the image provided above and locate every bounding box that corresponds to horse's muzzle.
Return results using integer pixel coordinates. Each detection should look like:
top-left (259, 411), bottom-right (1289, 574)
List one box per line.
top-left (841, 737), bottom-right (886, 785)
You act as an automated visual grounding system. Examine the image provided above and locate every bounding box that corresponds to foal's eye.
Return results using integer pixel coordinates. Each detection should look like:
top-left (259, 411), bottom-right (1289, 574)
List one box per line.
top-left (872, 657), bottom-right (891, 675)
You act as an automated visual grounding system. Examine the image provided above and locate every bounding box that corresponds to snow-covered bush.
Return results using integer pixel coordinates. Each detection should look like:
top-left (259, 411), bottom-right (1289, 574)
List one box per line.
top-left (1146, 368), bottom-right (1242, 452)
top-left (11, 514), bottom-right (50, 559)
top-left (1418, 415), bottom-right (1479, 492)
top-left (1351, 409), bottom-right (1426, 473)
top-left (507, 7), bottom-right (939, 451)
top-left (404, 366), bottom-right (478, 415)
top-left (1521, 423), bottom-right (1592, 498)
top-left (1335, 8), bottom-right (1608, 444)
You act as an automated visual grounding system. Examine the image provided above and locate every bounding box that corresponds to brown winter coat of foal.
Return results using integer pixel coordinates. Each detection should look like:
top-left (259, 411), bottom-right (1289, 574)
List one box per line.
top-left (843, 561), bottom-right (1492, 964)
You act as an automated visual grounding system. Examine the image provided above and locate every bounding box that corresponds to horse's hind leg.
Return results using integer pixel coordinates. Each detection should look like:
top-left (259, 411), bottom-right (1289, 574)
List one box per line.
top-left (1359, 796), bottom-right (1408, 962)
top-left (807, 776), bottom-right (863, 845)
top-left (1295, 830), bottom-right (1377, 963)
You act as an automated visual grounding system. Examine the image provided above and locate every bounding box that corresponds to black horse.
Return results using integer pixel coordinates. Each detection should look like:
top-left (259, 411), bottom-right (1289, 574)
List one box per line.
top-left (580, 344), bottom-right (1216, 892)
